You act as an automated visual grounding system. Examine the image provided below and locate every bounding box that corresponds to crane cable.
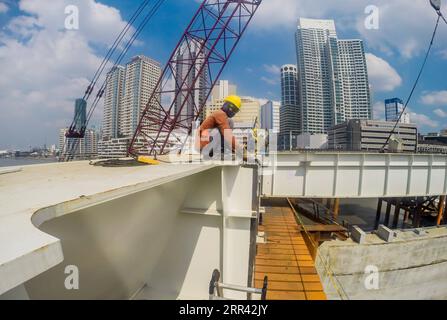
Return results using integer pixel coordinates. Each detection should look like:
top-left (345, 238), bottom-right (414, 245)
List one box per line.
top-left (381, 14), bottom-right (441, 151)
top-left (83, 0), bottom-right (153, 101)
top-left (438, 9), bottom-right (447, 25)
top-left (85, 0), bottom-right (166, 127)
top-left (63, 0), bottom-right (166, 161)
top-left (63, 0), bottom-right (153, 159)
top-left (67, 0), bottom-right (153, 135)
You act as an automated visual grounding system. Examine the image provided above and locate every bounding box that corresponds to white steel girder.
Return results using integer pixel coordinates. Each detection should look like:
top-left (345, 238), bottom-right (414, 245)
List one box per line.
top-left (261, 152), bottom-right (447, 198)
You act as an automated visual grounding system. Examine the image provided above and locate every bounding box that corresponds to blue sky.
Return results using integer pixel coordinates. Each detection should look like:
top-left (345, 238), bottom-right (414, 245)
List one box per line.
top-left (0, 0), bottom-right (447, 150)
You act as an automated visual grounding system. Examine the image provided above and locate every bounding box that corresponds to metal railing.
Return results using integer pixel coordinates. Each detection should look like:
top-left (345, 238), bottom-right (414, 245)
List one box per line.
top-left (208, 269), bottom-right (267, 300)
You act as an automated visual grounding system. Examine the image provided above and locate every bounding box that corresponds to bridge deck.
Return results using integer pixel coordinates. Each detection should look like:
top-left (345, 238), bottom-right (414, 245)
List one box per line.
top-left (255, 206), bottom-right (326, 300)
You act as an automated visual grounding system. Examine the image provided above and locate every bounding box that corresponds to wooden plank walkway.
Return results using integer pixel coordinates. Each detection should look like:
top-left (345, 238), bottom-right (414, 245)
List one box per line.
top-left (255, 206), bottom-right (327, 300)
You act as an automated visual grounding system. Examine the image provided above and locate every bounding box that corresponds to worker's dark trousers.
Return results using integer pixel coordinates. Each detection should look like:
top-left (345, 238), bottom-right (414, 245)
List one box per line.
top-left (207, 135), bottom-right (229, 159)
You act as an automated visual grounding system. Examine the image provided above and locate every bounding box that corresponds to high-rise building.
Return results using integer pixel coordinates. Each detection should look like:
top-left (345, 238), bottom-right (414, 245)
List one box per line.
top-left (211, 80), bottom-right (237, 101)
top-left (102, 66), bottom-right (125, 139)
top-left (328, 119), bottom-right (417, 152)
top-left (337, 40), bottom-right (371, 120)
top-left (174, 40), bottom-right (208, 126)
top-left (296, 19), bottom-right (336, 134)
top-left (74, 98), bottom-right (87, 131)
top-left (205, 97), bottom-right (260, 127)
top-left (385, 98), bottom-right (410, 124)
top-left (261, 100), bottom-right (280, 133)
top-left (120, 55), bottom-right (161, 138)
top-left (203, 80), bottom-right (237, 120)
top-left (279, 64), bottom-right (300, 134)
top-left (233, 97), bottom-right (261, 126)
top-left (296, 18), bottom-right (371, 134)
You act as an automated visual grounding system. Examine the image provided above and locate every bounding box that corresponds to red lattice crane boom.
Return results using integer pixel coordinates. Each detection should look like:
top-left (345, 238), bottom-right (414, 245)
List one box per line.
top-left (128, 0), bottom-right (263, 158)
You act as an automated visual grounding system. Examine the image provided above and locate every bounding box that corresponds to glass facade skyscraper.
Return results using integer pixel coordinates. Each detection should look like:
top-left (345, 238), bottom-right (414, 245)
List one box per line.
top-left (385, 98), bottom-right (411, 124)
top-left (280, 64), bottom-right (300, 134)
top-left (74, 98), bottom-right (87, 132)
top-left (385, 98), bottom-right (404, 122)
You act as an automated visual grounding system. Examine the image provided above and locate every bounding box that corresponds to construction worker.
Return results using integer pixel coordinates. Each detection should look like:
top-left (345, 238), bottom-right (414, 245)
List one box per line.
top-left (197, 95), bottom-right (247, 160)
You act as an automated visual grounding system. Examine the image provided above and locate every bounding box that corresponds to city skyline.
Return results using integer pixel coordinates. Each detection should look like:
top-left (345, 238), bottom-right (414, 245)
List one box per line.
top-left (0, 0), bottom-right (446, 149)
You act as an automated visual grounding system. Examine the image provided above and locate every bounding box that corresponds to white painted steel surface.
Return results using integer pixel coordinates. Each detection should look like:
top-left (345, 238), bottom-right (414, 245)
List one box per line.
top-left (0, 161), bottom-right (257, 300)
top-left (261, 152), bottom-right (447, 198)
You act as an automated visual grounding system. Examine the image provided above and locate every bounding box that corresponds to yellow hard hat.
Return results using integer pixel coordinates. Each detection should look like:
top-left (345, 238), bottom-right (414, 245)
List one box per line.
top-left (224, 95), bottom-right (242, 110)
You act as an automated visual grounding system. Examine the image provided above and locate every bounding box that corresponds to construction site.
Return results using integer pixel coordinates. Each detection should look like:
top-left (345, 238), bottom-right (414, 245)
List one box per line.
top-left (1, 150), bottom-right (447, 300)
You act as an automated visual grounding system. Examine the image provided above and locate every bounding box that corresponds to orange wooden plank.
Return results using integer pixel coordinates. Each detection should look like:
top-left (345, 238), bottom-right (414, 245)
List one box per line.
top-left (262, 231), bottom-right (297, 237)
top-left (254, 272), bottom-right (302, 282)
top-left (293, 249), bottom-right (312, 255)
top-left (291, 244), bottom-right (308, 250)
top-left (267, 236), bottom-right (305, 241)
top-left (303, 282), bottom-right (324, 292)
top-left (267, 290), bottom-right (307, 300)
top-left (256, 265), bottom-right (301, 274)
top-left (301, 274), bottom-right (322, 282)
top-left (267, 239), bottom-right (306, 245)
top-left (297, 260), bottom-right (315, 267)
top-left (255, 254), bottom-right (297, 261)
top-left (256, 258), bottom-right (298, 267)
top-left (299, 266), bottom-right (318, 274)
top-left (257, 248), bottom-right (296, 255)
top-left (260, 244), bottom-right (308, 251)
top-left (255, 280), bottom-right (304, 291)
top-left (256, 206), bottom-right (327, 300)
top-left (264, 223), bottom-right (299, 228)
top-left (305, 291), bottom-right (327, 300)
top-left (262, 219), bottom-right (296, 224)
top-left (296, 254), bottom-right (313, 261)
top-left (263, 227), bottom-right (300, 232)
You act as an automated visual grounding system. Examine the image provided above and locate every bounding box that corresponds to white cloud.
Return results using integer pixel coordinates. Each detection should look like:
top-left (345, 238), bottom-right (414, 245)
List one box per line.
top-left (409, 112), bottom-right (438, 128)
top-left (365, 53), bottom-right (402, 92)
top-left (0, 0), bottom-right (131, 149)
top-left (0, 3), bottom-right (8, 13)
top-left (434, 108), bottom-right (447, 118)
top-left (372, 101), bottom-right (384, 120)
top-left (242, 96), bottom-right (272, 106)
top-left (263, 64), bottom-right (280, 76)
top-left (421, 91), bottom-right (447, 105)
top-left (373, 101), bottom-right (439, 129)
top-left (252, 0), bottom-right (446, 58)
top-left (260, 64), bottom-right (280, 85)
top-left (260, 76), bottom-right (277, 86)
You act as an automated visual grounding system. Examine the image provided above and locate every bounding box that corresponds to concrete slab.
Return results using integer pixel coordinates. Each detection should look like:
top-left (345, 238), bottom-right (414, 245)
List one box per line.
top-left (316, 226), bottom-right (447, 299)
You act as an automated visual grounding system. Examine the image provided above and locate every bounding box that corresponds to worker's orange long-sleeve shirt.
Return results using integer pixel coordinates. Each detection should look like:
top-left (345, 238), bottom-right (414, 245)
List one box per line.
top-left (198, 110), bottom-right (238, 151)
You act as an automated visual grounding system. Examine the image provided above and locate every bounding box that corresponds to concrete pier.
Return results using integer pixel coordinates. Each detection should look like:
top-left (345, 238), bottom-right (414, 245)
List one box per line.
top-left (316, 226), bottom-right (447, 299)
